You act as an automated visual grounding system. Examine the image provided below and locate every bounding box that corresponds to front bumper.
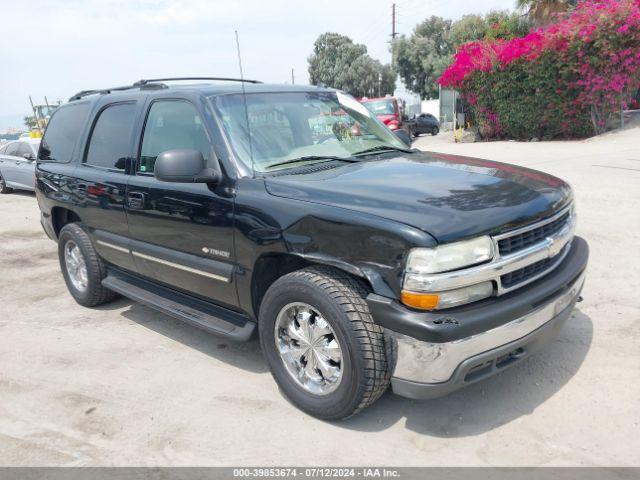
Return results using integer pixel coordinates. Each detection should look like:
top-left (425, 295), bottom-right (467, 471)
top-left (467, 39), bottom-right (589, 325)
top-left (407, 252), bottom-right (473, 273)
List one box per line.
top-left (367, 236), bottom-right (588, 399)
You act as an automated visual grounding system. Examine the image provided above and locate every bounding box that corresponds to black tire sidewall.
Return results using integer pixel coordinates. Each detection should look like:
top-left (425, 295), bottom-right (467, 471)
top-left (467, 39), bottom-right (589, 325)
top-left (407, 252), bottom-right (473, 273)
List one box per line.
top-left (432, 127), bottom-right (439, 135)
top-left (0, 175), bottom-right (9, 194)
top-left (259, 277), bottom-right (368, 419)
top-left (58, 225), bottom-right (100, 305)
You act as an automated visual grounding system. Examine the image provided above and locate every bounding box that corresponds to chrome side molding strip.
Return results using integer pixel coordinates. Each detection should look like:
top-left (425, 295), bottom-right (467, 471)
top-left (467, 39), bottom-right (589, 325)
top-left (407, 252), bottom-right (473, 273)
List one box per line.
top-left (96, 240), bottom-right (130, 254)
top-left (131, 250), bottom-right (230, 283)
top-left (95, 237), bottom-right (230, 283)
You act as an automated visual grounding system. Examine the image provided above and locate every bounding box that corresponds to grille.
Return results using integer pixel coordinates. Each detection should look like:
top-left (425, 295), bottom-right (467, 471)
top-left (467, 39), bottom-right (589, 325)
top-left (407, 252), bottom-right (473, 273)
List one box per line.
top-left (498, 211), bottom-right (571, 256)
top-left (501, 252), bottom-right (564, 289)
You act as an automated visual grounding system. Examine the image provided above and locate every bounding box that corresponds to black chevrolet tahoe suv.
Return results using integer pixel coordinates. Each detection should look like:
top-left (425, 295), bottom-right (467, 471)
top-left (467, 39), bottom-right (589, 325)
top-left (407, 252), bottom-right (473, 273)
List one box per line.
top-left (35, 78), bottom-right (589, 420)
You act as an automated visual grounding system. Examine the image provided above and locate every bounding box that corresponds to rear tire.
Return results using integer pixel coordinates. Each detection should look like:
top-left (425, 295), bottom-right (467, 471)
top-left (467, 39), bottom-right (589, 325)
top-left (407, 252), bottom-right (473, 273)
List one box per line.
top-left (431, 126), bottom-right (439, 136)
top-left (0, 174), bottom-right (13, 194)
top-left (259, 266), bottom-right (390, 420)
top-left (58, 223), bottom-right (118, 307)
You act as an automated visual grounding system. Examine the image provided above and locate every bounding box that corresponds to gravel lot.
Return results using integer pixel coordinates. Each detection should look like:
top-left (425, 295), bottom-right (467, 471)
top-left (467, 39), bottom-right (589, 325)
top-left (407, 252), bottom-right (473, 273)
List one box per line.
top-left (1, 127), bottom-right (639, 466)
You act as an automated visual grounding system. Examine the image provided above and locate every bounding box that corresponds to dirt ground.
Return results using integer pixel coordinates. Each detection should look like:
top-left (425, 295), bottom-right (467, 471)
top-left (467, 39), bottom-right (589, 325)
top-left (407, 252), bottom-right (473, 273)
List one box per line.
top-left (0, 127), bottom-right (639, 466)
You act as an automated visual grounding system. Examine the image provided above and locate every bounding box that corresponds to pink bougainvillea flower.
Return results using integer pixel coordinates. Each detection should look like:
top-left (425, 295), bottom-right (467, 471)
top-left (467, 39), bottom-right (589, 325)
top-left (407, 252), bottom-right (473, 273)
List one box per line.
top-left (438, 0), bottom-right (640, 139)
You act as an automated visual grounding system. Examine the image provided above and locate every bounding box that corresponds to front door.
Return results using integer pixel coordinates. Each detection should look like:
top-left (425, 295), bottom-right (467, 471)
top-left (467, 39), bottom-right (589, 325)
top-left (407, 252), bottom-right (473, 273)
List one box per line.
top-left (125, 99), bottom-right (238, 308)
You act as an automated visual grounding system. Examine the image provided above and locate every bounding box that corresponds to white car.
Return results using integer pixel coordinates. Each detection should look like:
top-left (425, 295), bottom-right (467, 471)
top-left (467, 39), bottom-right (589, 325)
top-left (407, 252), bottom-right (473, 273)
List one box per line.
top-left (0, 138), bottom-right (40, 193)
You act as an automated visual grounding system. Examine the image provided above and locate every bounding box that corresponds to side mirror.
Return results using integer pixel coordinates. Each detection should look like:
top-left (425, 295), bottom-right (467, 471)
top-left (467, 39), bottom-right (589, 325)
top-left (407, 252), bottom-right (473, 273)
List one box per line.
top-left (154, 149), bottom-right (220, 184)
top-left (394, 129), bottom-right (412, 147)
top-left (23, 152), bottom-right (35, 161)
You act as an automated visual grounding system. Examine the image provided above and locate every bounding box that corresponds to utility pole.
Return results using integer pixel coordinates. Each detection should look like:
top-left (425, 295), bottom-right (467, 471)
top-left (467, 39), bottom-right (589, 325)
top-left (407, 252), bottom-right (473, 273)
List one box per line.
top-left (391, 3), bottom-right (397, 40)
top-left (291, 68), bottom-right (295, 85)
top-left (390, 3), bottom-right (398, 64)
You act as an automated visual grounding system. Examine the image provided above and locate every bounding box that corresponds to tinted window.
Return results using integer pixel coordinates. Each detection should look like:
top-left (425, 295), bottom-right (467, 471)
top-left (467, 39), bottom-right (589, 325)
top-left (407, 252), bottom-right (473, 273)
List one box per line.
top-left (85, 103), bottom-right (136, 170)
top-left (139, 101), bottom-right (210, 173)
top-left (5, 142), bottom-right (19, 156)
top-left (39, 103), bottom-right (90, 162)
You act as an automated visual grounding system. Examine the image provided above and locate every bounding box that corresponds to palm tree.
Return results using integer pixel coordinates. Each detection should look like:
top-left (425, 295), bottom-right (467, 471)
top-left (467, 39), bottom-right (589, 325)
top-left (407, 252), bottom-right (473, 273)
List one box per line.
top-left (516, 0), bottom-right (578, 25)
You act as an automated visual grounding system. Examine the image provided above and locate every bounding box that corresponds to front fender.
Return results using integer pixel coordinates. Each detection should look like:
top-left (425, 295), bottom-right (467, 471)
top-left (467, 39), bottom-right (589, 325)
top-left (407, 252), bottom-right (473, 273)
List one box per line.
top-left (233, 178), bottom-right (436, 318)
top-left (281, 210), bottom-right (436, 299)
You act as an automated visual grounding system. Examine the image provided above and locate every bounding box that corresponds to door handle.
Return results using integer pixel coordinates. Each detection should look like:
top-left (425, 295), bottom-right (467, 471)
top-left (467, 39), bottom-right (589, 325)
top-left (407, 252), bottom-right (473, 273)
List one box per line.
top-left (127, 191), bottom-right (146, 210)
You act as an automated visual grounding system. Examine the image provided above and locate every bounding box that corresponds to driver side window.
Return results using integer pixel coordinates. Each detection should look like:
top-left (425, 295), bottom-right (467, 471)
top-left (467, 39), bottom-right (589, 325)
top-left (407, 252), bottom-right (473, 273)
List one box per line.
top-left (139, 100), bottom-right (211, 173)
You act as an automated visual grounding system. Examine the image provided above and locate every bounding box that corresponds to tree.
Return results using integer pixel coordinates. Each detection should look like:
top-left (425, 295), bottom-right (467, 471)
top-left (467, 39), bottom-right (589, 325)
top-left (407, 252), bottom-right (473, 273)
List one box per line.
top-left (308, 33), bottom-right (395, 97)
top-left (516, 0), bottom-right (578, 25)
top-left (450, 11), bottom-right (532, 45)
top-left (23, 115), bottom-right (37, 130)
top-left (393, 16), bottom-right (453, 99)
top-left (393, 12), bottom-right (530, 99)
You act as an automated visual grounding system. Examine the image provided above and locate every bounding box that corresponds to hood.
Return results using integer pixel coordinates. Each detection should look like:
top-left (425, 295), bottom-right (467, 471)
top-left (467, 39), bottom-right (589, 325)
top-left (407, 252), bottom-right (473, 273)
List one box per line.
top-left (264, 152), bottom-right (572, 243)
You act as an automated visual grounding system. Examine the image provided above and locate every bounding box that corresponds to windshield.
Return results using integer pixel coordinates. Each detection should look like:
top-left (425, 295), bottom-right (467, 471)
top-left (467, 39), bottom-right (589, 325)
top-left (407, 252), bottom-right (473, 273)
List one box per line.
top-left (362, 99), bottom-right (396, 116)
top-left (212, 91), bottom-right (407, 172)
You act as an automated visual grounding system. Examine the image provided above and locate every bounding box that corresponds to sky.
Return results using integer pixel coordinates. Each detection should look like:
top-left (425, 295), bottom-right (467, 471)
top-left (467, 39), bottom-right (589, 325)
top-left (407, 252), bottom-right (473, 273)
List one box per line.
top-left (0, 0), bottom-right (515, 131)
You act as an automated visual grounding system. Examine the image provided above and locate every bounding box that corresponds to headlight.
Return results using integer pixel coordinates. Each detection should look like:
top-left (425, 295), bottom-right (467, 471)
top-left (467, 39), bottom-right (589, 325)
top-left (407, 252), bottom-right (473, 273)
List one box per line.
top-left (402, 236), bottom-right (495, 310)
top-left (405, 236), bottom-right (494, 276)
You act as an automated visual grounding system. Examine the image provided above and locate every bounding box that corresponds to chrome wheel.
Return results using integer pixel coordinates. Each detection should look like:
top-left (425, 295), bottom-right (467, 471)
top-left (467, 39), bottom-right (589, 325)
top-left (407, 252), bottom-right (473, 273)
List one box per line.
top-left (274, 302), bottom-right (343, 396)
top-left (64, 240), bottom-right (88, 292)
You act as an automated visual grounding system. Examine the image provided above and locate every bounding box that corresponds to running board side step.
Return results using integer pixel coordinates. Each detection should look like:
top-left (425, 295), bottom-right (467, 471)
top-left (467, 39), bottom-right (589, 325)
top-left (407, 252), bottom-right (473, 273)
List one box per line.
top-left (102, 270), bottom-right (255, 341)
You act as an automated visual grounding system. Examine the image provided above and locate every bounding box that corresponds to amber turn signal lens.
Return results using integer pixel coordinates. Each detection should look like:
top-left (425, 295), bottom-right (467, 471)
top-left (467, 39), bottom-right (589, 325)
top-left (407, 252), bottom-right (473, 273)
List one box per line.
top-left (401, 291), bottom-right (439, 310)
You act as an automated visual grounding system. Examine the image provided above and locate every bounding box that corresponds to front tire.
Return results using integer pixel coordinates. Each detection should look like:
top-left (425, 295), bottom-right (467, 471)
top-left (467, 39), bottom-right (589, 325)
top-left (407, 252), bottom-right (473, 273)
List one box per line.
top-left (58, 223), bottom-right (118, 307)
top-left (259, 266), bottom-right (390, 420)
top-left (431, 126), bottom-right (439, 136)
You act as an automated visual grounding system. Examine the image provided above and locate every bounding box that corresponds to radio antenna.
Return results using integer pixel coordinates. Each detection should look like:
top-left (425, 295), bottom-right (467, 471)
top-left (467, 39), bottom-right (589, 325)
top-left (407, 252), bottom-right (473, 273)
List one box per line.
top-left (235, 30), bottom-right (255, 178)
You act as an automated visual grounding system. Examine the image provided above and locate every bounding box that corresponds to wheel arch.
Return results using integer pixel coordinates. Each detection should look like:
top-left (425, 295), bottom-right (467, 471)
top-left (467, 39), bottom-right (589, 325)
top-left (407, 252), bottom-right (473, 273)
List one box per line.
top-left (251, 252), bottom-right (388, 319)
top-left (51, 206), bottom-right (82, 239)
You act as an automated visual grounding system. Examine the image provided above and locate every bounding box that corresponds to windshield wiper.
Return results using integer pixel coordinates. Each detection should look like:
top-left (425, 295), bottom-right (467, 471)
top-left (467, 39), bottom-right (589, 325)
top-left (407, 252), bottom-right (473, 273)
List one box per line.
top-left (265, 155), bottom-right (358, 170)
top-left (352, 145), bottom-right (414, 156)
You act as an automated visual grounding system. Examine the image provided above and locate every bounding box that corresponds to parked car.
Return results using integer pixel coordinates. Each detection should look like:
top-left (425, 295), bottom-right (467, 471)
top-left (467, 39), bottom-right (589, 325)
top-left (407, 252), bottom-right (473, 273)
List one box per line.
top-left (407, 113), bottom-right (440, 137)
top-left (0, 138), bottom-right (40, 193)
top-left (359, 96), bottom-right (406, 132)
top-left (35, 78), bottom-right (588, 420)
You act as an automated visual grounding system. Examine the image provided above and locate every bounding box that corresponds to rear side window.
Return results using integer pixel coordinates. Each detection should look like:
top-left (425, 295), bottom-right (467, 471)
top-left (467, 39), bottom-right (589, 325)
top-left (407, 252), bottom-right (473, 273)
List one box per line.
top-left (39, 103), bottom-right (90, 162)
top-left (0, 143), bottom-right (8, 154)
top-left (85, 103), bottom-right (136, 170)
top-left (139, 100), bottom-right (210, 173)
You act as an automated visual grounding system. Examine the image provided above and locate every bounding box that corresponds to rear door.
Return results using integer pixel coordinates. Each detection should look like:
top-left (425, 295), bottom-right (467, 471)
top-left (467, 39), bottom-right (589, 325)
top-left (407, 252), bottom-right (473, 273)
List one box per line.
top-left (125, 98), bottom-right (238, 308)
top-left (13, 142), bottom-right (37, 189)
top-left (0, 142), bottom-right (21, 187)
top-left (73, 101), bottom-right (138, 271)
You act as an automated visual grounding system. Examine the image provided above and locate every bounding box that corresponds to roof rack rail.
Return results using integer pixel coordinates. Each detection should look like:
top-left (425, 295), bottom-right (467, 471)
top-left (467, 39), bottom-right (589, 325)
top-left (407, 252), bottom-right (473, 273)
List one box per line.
top-left (69, 76), bottom-right (262, 101)
top-left (68, 84), bottom-right (145, 102)
top-left (134, 77), bottom-right (262, 86)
